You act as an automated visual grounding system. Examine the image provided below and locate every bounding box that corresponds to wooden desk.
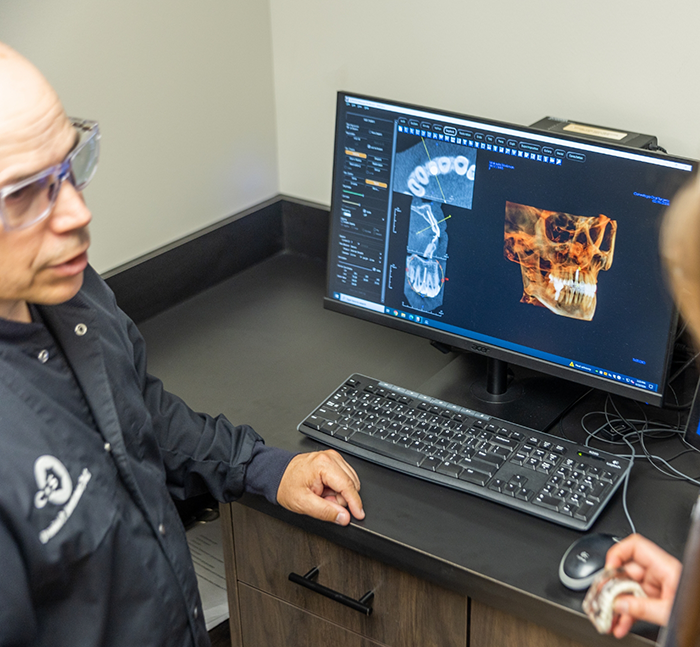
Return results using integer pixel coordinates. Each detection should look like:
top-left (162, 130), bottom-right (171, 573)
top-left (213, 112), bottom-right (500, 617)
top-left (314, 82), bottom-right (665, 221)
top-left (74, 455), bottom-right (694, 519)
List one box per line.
top-left (134, 232), bottom-right (698, 647)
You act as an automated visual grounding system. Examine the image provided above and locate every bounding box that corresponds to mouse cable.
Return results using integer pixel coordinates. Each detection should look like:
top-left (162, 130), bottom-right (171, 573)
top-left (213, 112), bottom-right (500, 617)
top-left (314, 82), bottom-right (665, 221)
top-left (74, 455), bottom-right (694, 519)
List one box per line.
top-left (618, 433), bottom-right (637, 534)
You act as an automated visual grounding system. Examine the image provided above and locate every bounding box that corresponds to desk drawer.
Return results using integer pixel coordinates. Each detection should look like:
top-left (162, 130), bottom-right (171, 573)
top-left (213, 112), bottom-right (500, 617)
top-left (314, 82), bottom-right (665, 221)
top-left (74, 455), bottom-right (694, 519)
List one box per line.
top-left (239, 583), bottom-right (387, 647)
top-left (231, 504), bottom-right (467, 647)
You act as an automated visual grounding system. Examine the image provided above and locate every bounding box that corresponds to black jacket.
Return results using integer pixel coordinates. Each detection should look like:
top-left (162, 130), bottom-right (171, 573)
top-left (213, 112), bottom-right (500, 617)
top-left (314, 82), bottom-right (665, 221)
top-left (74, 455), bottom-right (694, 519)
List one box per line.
top-left (0, 266), bottom-right (292, 646)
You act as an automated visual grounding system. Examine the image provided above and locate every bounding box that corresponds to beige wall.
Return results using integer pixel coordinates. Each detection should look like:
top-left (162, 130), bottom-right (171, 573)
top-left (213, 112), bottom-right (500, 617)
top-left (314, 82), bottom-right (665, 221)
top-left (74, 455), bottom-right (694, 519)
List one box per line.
top-left (1, 0), bottom-right (279, 273)
top-left (4, 1), bottom-right (699, 271)
top-left (269, 0), bottom-right (700, 205)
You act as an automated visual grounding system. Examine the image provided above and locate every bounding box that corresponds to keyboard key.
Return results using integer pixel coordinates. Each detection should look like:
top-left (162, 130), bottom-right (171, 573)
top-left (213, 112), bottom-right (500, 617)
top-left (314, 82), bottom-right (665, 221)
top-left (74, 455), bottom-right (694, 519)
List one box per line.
top-left (589, 481), bottom-right (609, 501)
top-left (420, 456), bottom-right (442, 471)
top-left (431, 448), bottom-right (452, 461)
top-left (476, 450), bottom-right (503, 467)
top-left (560, 503), bottom-right (575, 517)
top-left (458, 468), bottom-right (488, 487)
top-left (321, 420), bottom-right (339, 434)
top-left (304, 415), bottom-right (324, 430)
top-left (489, 479), bottom-right (505, 493)
top-left (335, 428), bottom-right (356, 442)
top-left (534, 494), bottom-right (563, 512)
top-left (510, 452), bottom-right (527, 466)
top-left (492, 435), bottom-right (518, 449)
top-left (516, 488), bottom-right (534, 502)
top-left (316, 407), bottom-right (339, 420)
top-left (457, 456), bottom-right (496, 477)
top-left (348, 431), bottom-right (423, 466)
top-left (536, 462), bottom-right (553, 475)
top-left (436, 461), bottom-right (462, 478)
top-left (575, 501), bottom-right (596, 521)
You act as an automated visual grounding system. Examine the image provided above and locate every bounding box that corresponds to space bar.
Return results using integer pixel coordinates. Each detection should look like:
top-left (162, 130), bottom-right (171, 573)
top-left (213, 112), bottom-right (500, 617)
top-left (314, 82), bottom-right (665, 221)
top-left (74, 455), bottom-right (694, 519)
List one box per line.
top-left (347, 432), bottom-right (424, 467)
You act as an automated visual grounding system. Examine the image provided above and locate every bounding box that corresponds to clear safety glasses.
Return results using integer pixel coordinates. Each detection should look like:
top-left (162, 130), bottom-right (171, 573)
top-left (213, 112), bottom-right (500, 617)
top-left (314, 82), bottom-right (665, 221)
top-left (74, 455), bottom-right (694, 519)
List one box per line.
top-left (0, 118), bottom-right (100, 231)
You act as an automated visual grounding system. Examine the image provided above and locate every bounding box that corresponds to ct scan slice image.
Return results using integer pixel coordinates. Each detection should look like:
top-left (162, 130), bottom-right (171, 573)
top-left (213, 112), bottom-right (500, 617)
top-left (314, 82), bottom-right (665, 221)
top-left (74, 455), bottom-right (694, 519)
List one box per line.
top-left (404, 199), bottom-right (449, 311)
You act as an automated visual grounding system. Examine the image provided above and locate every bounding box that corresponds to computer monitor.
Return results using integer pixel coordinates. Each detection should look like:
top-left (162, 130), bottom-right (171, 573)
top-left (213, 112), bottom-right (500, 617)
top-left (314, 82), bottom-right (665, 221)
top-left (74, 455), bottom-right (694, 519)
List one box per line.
top-left (325, 92), bottom-right (697, 414)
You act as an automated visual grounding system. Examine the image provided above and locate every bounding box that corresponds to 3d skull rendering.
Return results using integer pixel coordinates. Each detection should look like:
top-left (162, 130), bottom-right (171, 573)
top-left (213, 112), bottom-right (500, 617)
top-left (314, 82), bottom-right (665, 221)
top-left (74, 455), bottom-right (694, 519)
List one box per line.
top-left (504, 202), bottom-right (617, 321)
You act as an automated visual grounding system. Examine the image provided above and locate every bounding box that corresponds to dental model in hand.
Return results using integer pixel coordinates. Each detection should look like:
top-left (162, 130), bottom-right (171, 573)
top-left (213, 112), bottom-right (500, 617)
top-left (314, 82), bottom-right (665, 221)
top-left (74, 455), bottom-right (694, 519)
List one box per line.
top-left (583, 568), bottom-right (647, 634)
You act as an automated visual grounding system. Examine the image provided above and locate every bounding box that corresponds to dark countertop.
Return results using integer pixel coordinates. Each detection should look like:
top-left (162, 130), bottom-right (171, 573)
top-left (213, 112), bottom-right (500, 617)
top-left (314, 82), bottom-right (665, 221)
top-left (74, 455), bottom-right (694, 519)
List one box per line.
top-left (138, 251), bottom-right (700, 647)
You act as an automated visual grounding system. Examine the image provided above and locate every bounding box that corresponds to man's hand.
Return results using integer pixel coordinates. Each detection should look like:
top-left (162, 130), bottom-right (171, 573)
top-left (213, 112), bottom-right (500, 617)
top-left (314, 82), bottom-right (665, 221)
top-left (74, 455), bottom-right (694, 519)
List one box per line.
top-left (604, 534), bottom-right (682, 638)
top-left (276, 450), bottom-right (365, 526)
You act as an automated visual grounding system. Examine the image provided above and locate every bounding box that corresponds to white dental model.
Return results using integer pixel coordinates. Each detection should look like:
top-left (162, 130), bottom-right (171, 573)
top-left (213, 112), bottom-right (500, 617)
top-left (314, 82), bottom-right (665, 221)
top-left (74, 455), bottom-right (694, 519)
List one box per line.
top-left (583, 568), bottom-right (647, 634)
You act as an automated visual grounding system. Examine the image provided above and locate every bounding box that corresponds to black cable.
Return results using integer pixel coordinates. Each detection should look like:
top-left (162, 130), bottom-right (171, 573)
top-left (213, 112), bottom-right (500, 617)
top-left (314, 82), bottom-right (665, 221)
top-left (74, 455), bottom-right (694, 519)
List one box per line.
top-left (578, 393), bottom-right (700, 533)
top-left (675, 319), bottom-right (689, 342)
top-left (667, 351), bottom-right (700, 384)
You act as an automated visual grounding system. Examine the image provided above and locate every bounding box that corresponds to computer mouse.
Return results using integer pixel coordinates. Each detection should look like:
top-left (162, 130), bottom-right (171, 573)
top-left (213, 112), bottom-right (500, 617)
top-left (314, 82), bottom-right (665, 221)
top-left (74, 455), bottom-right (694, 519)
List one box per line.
top-left (559, 533), bottom-right (621, 590)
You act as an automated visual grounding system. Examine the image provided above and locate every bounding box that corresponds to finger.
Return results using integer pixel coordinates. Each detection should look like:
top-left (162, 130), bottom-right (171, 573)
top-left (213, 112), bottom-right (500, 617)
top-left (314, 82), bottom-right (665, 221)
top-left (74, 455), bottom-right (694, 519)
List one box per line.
top-left (319, 465), bottom-right (365, 520)
top-left (614, 594), bottom-right (674, 628)
top-left (618, 562), bottom-right (646, 582)
top-left (611, 614), bottom-right (634, 639)
top-left (324, 450), bottom-right (361, 491)
top-left (276, 451), bottom-right (365, 522)
top-left (322, 490), bottom-right (348, 508)
top-left (605, 534), bottom-right (644, 569)
top-left (606, 534), bottom-right (678, 574)
top-left (297, 489), bottom-right (355, 525)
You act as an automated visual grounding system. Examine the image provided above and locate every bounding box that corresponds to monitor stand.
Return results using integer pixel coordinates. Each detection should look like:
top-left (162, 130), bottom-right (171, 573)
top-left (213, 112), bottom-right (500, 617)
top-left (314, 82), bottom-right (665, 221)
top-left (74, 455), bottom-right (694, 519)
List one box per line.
top-left (417, 352), bottom-right (590, 432)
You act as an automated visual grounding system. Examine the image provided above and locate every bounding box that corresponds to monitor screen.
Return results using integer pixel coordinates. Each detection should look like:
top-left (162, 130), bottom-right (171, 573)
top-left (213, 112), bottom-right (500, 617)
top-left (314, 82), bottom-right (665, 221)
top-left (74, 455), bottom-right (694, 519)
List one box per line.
top-left (325, 92), bottom-right (697, 408)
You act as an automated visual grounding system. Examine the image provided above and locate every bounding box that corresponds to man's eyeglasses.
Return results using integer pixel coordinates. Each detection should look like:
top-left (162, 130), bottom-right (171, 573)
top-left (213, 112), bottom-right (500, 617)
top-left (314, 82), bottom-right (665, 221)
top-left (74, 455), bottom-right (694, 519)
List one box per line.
top-left (0, 118), bottom-right (100, 231)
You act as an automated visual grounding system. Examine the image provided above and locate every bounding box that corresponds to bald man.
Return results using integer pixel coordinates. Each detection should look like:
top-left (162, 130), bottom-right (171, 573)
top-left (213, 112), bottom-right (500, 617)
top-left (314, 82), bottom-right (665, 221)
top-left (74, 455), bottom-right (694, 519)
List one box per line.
top-left (0, 43), bottom-right (363, 646)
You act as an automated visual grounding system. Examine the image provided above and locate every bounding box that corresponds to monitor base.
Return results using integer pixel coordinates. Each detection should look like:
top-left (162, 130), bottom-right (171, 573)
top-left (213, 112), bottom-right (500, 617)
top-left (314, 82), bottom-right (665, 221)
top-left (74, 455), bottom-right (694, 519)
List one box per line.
top-left (418, 352), bottom-right (590, 432)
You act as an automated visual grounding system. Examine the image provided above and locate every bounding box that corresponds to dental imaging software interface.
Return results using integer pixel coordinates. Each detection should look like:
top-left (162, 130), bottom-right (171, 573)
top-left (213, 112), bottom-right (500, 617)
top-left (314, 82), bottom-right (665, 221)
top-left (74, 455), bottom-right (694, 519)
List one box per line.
top-left (326, 93), bottom-right (697, 404)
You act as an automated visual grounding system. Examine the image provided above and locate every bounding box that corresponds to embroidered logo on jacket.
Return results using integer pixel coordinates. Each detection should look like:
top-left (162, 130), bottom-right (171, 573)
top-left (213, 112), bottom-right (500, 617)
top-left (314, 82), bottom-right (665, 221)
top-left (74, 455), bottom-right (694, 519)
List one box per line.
top-left (33, 455), bottom-right (92, 544)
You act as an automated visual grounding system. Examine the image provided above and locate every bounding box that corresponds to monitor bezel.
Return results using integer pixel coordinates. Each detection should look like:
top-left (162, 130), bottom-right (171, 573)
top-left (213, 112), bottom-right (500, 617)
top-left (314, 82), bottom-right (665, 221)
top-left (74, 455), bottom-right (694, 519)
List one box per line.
top-left (325, 91), bottom-right (697, 407)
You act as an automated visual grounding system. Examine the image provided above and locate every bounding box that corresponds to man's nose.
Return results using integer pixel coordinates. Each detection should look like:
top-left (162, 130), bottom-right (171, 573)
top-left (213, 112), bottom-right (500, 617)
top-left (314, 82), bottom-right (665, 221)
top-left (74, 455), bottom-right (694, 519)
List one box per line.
top-left (49, 180), bottom-right (93, 232)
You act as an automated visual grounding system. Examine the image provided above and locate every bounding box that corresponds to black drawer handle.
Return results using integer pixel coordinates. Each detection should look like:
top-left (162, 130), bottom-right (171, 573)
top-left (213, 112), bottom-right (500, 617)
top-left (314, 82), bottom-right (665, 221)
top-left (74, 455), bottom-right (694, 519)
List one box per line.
top-left (288, 567), bottom-right (374, 616)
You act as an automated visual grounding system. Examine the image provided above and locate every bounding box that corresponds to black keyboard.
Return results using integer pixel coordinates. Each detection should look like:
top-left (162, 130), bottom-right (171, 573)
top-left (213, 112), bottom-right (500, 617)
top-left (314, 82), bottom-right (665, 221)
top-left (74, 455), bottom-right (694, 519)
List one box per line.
top-left (298, 374), bottom-right (631, 530)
